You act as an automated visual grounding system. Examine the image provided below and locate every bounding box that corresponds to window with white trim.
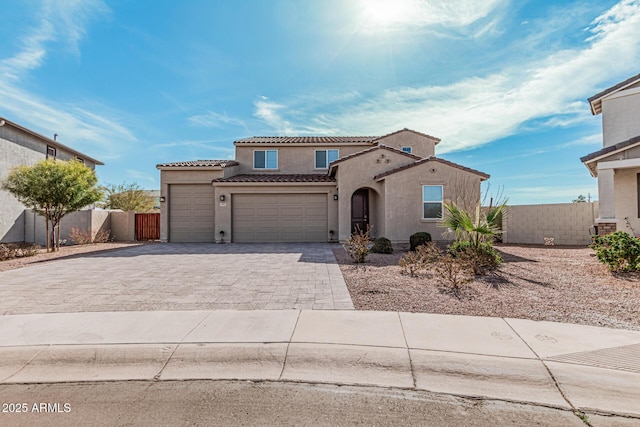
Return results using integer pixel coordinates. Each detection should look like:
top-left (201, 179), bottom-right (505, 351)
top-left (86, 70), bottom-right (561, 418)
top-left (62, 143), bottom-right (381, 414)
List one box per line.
top-left (401, 146), bottom-right (412, 154)
top-left (422, 185), bottom-right (443, 219)
top-left (254, 150), bottom-right (278, 169)
top-left (315, 149), bottom-right (339, 169)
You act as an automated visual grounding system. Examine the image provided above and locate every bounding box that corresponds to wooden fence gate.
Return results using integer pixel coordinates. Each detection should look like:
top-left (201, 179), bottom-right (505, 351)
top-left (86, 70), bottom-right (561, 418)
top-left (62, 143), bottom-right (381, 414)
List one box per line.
top-left (135, 213), bottom-right (160, 241)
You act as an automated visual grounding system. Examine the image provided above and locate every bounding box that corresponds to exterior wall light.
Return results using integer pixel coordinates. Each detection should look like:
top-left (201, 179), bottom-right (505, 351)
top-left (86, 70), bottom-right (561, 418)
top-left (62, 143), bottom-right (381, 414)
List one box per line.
top-left (159, 196), bottom-right (166, 202)
top-left (219, 195), bottom-right (226, 201)
top-left (333, 194), bottom-right (338, 201)
top-left (219, 230), bottom-right (225, 244)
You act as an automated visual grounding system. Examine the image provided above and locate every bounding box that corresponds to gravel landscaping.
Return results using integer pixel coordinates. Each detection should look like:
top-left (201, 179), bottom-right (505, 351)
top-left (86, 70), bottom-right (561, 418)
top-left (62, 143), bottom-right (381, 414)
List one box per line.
top-left (334, 244), bottom-right (640, 331)
top-left (0, 242), bottom-right (144, 272)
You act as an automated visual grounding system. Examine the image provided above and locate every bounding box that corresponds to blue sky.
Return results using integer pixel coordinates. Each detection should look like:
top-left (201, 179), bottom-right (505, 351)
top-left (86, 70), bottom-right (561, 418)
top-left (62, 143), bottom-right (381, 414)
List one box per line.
top-left (1, 0), bottom-right (640, 204)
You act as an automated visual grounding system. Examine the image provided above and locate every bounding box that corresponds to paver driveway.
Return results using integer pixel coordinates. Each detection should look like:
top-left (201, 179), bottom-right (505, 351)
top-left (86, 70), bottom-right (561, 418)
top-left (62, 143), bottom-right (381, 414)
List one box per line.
top-left (0, 243), bottom-right (354, 315)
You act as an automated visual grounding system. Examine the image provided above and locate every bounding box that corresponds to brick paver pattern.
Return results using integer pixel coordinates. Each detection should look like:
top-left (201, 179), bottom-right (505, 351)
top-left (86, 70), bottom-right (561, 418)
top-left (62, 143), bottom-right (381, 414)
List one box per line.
top-left (0, 243), bottom-right (354, 315)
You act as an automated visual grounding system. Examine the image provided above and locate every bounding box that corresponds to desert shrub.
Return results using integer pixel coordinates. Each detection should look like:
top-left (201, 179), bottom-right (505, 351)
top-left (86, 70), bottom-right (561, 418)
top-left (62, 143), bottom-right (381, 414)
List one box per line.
top-left (399, 242), bottom-right (440, 276)
top-left (370, 237), bottom-right (393, 254)
top-left (448, 240), bottom-right (502, 275)
top-left (591, 231), bottom-right (640, 272)
top-left (0, 243), bottom-right (40, 261)
top-left (409, 232), bottom-right (432, 251)
top-left (70, 227), bottom-right (112, 245)
top-left (432, 253), bottom-right (475, 294)
top-left (343, 226), bottom-right (372, 263)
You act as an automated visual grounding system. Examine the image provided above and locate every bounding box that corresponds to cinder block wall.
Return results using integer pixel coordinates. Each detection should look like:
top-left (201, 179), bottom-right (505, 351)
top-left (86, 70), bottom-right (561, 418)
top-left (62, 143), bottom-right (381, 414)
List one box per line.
top-left (24, 209), bottom-right (116, 246)
top-left (502, 202), bottom-right (598, 246)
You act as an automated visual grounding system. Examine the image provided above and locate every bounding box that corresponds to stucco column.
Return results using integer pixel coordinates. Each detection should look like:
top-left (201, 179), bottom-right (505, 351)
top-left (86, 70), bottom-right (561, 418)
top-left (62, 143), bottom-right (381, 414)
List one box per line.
top-left (596, 168), bottom-right (615, 221)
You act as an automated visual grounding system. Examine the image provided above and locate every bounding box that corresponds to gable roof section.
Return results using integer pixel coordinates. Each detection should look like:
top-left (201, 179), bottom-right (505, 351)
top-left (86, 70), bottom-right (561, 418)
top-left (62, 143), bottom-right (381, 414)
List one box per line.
top-left (373, 128), bottom-right (441, 145)
top-left (234, 136), bottom-right (378, 145)
top-left (156, 159), bottom-right (239, 169)
top-left (327, 144), bottom-right (421, 176)
top-left (1, 116), bottom-right (104, 165)
top-left (212, 174), bottom-right (335, 183)
top-left (588, 72), bottom-right (640, 115)
top-left (580, 135), bottom-right (640, 177)
top-left (373, 156), bottom-right (490, 181)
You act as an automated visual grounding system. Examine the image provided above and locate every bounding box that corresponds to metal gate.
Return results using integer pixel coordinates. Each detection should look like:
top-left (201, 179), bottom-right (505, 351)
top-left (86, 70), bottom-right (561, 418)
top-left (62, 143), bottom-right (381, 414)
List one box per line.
top-left (135, 213), bottom-right (160, 241)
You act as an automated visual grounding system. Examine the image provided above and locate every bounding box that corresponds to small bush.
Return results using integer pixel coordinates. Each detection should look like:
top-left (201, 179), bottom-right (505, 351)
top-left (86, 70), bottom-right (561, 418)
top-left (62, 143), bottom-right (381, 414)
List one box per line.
top-left (371, 237), bottom-right (393, 254)
top-left (0, 243), bottom-right (40, 261)
top-left (433, 253), bottom-right (475, 293)
top-left (399, 242), bottom-right (440, 276)
top-left (343, 226), bottom-right (372, 263)
top-left (591, 231), bottom-right (640, 272)
top-left (448, 240), bottom-right (502, 275)
top-left (70, 227), bottom-right (112, 245)
top-left (410, 232), bottom-right (432, 251)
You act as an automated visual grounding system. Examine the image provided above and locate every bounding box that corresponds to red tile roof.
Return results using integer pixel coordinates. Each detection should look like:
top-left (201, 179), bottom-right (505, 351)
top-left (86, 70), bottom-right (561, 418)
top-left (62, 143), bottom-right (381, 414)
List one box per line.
top-left (156, 160), bottom-right (239, 168)
top-left (212, 174), bottom-right (336, 183)
top-left (374, 156), bottom-right (490, 181)
top-left (234, 136), bottom-right (378, 144)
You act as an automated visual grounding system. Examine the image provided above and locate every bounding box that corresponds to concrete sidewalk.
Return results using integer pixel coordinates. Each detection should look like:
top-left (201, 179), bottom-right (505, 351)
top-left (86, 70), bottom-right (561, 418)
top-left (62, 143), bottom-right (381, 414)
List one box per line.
top-left (1, 310), bottom-right (639, 420)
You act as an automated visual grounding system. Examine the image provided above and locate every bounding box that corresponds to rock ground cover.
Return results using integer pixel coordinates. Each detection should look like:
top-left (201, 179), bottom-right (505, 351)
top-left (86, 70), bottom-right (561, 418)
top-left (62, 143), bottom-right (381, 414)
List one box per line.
top-left (334, 244), bottom-right (640, 331)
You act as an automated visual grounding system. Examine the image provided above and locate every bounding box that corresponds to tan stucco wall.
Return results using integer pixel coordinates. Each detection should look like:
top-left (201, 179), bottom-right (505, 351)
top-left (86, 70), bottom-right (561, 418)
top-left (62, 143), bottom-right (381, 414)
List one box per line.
top-left (212, 183), bottom-right (338, 243)
top-left (502, 202), bottom-right (599, 245)
top-left (375, 131), bottom-right (437, 159)
top-left (613, 168), bottom-right (640, 235)
top-left (110, 211), bottom-right (136, 241)
top-left (159, 169), bottom-right (225, 242)
top-left (233, 144), bottom-right (371, 174)
top-left (24, 209), bottom-right (110, 246)
top-left (599, 144), bottom-right (640, 163)
top-left (602, 87), bottom-right (640, 147)
top-left (382, 162), bottom-right (482, 242)
top-left (334, 148), bottom-right (417, 241)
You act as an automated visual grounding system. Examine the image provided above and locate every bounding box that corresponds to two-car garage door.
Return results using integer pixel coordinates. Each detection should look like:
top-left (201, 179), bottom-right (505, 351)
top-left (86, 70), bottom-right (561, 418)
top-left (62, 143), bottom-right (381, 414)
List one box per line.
top-left (232, 194), bottom-right (327, 242)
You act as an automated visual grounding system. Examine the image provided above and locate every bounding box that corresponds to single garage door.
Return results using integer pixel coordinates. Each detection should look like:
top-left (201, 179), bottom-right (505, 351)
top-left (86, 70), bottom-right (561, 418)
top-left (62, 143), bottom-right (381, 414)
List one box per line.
top-left (169, 184), bottom-right (215, 242)
top-left (233, 194), bottom-right (327, 242)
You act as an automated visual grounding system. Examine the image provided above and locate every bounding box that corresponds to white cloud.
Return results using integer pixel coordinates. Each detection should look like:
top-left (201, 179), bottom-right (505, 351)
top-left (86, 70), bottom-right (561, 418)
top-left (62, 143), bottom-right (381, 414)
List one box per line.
top-left (188, 111), bottom-right (248, 130)
top-left (0, 0), bottom-right (133, 160)
top-left (125, 169), bottom-right (156, 184)
top-left (255, 0), bottom-right (640, 152)
top-left (358, 0), bottom-right (507, 34)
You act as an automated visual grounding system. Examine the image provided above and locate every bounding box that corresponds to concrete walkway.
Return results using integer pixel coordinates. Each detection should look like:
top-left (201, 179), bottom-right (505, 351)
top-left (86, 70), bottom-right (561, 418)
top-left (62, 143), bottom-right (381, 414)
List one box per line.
top-left (0, 243), bottom-right (353, 314)
top-left (1, 310), bottom-right (639, 421)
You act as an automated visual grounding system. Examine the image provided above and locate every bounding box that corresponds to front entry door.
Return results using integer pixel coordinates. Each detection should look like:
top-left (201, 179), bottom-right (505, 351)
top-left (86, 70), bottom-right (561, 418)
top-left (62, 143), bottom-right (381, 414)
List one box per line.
top-left (351, 189), bottom-right (369, 234)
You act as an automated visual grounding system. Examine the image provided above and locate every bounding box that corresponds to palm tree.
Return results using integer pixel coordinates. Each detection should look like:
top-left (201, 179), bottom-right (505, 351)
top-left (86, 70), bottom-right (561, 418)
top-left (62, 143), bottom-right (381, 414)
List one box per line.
top-left (442, 200), bottom-right (506, 248)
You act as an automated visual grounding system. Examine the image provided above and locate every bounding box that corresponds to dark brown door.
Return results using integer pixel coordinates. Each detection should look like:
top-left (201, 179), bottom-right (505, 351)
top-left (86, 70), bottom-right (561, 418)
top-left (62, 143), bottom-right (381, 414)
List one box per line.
top-left (351, 189), bottom-right (369, 234)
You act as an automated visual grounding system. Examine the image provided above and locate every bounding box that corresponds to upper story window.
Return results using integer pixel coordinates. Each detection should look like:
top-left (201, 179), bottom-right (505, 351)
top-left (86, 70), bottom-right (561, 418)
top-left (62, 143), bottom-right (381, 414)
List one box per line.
top-left (422, 185), bottom-right (443, 220)
top-left (401, 146), bottom-right (412, 154)
top-left (315, 149), bottom-right (339, 169)
top-left (46, 145), bottom-right (56, 159)
top-left (75, 156), bottom-right (84, 164)
top-left (254, 150), bottom-right (278, 169)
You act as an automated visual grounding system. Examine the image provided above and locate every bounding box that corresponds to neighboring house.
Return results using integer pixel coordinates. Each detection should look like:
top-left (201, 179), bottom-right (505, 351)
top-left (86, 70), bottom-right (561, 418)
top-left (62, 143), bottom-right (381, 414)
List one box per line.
top-left (157, 128), bottom-right (489, 243)
top-left (581, 72), bottom-right (640, 235)
top-left (0, 116), bottom-right (103, 243)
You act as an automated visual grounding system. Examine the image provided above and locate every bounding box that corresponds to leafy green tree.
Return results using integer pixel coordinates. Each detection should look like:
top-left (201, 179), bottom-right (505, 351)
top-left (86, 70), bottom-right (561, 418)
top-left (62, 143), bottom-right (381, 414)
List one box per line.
top-left (99, 182), bottom-right (157, 212)
top-left (2, 159), bottom-right (102, 252)
top-left (573, 194), bottom-right (587, 203)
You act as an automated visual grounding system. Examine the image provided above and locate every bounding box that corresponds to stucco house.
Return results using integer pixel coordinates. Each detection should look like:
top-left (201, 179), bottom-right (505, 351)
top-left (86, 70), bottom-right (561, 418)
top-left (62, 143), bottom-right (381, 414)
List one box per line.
top-left (581, 72), bottom-right (640, 235)
top-left (0, 116), bottom-right (103, 243)
top-left (157, 128), bottom-right (489, 243)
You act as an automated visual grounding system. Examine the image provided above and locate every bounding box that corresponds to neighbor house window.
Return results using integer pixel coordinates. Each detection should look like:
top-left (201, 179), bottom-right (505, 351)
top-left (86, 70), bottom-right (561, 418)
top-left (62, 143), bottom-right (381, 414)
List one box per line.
top-left (422, 185), bottom-right (443, 219)
top-left (401, 146), bottom-right (412, 154)
top-left (315, 149), bottom-right (339, 169)
top-left (254, 150), bottom-right (278, 169)
top-left (75, 157), bottom-right (84, 164)
top-left (46, 145), bottom-right (56, 159)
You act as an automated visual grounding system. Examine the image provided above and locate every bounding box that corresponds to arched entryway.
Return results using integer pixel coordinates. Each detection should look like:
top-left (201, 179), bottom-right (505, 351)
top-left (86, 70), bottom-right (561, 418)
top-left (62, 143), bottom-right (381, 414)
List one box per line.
top-left (351, 188), bottom-right (369, 233)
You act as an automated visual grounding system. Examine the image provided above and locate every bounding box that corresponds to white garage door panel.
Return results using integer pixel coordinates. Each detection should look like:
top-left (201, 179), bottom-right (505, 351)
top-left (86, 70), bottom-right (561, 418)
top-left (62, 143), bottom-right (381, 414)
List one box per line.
top-left (169, 184), bottom-right (215, 242)
top-left (233, 194), bottom-right (328, 242)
